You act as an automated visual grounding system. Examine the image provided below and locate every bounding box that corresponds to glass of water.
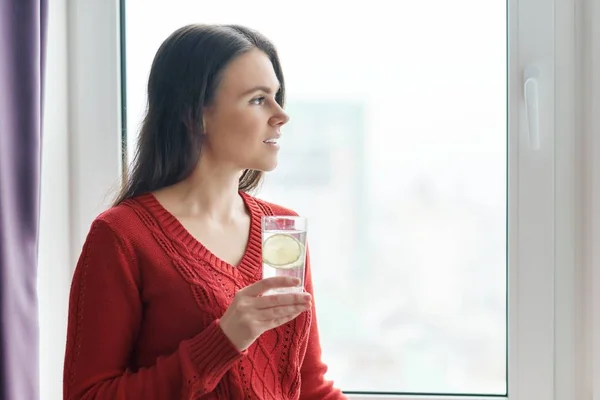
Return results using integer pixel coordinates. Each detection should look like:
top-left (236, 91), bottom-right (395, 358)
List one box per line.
top-left (261, 216), bottom-right (307, 295)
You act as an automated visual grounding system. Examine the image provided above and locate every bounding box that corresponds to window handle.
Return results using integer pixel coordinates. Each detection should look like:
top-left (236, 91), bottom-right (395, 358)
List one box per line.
top-left (524, 66), bottom-right (541, 150)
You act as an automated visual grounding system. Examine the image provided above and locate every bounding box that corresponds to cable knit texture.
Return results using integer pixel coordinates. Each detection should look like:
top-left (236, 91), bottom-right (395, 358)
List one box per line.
top-left (63, 191), bottom-right (345, 400)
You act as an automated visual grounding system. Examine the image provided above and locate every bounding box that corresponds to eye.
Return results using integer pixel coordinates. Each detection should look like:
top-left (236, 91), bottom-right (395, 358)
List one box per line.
top-left (250, 96), bottom-right (266, 105)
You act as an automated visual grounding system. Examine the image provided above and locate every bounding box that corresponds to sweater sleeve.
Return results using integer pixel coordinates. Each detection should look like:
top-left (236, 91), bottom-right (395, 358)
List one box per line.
top-left (62, 219), bottom-right (244, 400)
top-left (299, 247), bottom-right (347, 400)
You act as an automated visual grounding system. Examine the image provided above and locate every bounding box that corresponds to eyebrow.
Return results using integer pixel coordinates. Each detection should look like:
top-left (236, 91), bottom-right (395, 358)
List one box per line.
top-left (241, 84), bottom-right (281, 97)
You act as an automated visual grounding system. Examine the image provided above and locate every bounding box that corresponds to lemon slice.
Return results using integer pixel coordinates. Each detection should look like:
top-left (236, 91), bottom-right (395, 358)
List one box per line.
top-left (262, 234), bottom-right (303, 269)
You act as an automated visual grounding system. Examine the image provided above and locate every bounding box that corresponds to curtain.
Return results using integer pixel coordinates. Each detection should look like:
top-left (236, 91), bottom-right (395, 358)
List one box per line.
top-left (0, 1), bottom-right (47, 399)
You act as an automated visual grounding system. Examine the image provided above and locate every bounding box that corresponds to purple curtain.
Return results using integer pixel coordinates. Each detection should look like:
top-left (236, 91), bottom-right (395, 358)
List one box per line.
top-left (0, 1), bottom-right (47, 399)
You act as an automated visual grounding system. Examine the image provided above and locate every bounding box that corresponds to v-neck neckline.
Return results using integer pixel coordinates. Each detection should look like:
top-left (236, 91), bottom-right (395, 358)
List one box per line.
top-left (136, 190), bottom-right (264, 280)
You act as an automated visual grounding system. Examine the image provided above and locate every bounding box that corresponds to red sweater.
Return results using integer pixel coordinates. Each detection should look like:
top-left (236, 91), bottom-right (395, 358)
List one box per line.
top-left (63, 192), bottom-right (345, 400)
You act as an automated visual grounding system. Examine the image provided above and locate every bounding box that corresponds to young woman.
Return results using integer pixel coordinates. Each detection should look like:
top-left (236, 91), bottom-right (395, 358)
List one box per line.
top-left (62, 24), bottom-right (345, 399)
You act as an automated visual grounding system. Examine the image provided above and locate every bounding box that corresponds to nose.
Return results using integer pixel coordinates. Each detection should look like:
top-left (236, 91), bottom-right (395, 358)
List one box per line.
top-left (270, 105), bottom-right (290, 127)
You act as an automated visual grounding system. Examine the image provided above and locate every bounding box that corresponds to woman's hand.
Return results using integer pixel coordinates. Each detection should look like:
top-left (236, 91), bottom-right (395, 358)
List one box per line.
top-left (219, 277), bottom-right (312, 351)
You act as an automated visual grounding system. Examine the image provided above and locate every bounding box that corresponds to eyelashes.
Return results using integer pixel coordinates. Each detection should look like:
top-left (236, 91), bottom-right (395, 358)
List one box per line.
top-left (250, 93), bottom-right (279, 106)
top-left (250, 96), bottom-right (266, 105)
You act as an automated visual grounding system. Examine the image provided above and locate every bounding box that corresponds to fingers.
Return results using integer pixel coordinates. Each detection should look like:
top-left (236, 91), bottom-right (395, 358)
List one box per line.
top-left (256, 303), bottom-right (311, 322)
top-left (254, 292), bottom-right (311, 309)
top-left (239, 276), bottom-right (301, 297)
top-left (268, 311), bottom-right (307, 329)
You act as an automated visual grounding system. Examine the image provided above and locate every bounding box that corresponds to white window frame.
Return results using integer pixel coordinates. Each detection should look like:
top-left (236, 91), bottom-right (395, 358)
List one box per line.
top-left (38, 0), bottom-right (599, 399)
top-left (581, 0), bottom-right (600, 398)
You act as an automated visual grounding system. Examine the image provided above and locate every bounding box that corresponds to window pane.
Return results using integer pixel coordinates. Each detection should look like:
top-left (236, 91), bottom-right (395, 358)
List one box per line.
top-left (124, 0), bottom-right (507, 395)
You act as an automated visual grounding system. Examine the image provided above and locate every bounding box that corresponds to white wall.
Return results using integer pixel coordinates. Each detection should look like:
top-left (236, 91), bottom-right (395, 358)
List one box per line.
top-left (38, 1), bottom-right (122, 399)
top-left (68, 0), bottom-right (123, 264)
top-left (38, 0), bottom-right (70, 398)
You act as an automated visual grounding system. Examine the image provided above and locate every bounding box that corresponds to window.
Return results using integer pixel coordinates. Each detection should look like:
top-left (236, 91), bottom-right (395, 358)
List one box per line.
top-left (51, 0), bottom-right (580, 398)
top-left (123, 0), bottom-right (510, 396)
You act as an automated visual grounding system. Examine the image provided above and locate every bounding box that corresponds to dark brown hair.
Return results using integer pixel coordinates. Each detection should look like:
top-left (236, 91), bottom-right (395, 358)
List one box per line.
top-left (113, 24), bottom-right (286, 206)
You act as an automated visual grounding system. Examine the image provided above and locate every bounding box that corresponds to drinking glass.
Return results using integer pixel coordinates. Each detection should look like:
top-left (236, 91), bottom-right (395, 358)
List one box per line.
top-left (261, 216), bottom-right (307, 294)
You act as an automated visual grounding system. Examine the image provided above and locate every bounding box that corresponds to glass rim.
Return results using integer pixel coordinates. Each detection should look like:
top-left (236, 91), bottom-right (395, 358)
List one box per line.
top-left (261, 215), bottom-right (307, 220)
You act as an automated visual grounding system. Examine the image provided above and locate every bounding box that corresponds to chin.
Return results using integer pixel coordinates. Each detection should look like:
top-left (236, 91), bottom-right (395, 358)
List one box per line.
top-left (244, 154), bottom-right (279, 173)
top-left (252, 160), bottom-right (278, 173)
top-left (260, 162), bottom-right (278, 172)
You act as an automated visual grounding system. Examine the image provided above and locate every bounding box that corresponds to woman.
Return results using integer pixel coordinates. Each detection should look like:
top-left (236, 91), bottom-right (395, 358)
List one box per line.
top-left (62, 24), bottom-right (345, 400)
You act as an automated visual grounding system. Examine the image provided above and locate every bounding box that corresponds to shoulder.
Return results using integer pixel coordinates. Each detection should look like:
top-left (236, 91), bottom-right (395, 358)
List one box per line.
top-left (72, 202), bottom-right (144, 288)
top-left (93, 200), bottom-right (141, 232)
top-left (249, 194), bottom-right (299, 217)
top-left (76, 198), bottom-right (150, 265)
top-left (82, 197), bottom-right (150, 249)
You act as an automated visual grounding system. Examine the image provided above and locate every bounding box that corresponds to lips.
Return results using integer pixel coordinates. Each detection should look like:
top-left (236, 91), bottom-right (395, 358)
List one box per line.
top-left (263, 133), bottom-right (281, 144)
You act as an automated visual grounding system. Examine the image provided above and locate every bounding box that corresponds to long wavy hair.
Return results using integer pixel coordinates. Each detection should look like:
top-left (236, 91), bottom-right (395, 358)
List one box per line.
top-left (113, 24), bottom-right (286, 206)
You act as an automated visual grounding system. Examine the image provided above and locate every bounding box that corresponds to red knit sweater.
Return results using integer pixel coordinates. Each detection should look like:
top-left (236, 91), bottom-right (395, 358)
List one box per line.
top-left (62, 191), bottom-right (345, 400)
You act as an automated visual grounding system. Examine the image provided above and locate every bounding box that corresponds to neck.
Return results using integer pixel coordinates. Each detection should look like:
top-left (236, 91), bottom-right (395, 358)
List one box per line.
top-left (159, 156), bottom-right (245, 221)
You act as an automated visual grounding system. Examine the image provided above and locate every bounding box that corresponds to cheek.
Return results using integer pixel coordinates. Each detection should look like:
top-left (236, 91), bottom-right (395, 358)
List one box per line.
top-left (214, 112), bottom-right (264, 154)
top-left (228, 111), bottom-right (264, 141)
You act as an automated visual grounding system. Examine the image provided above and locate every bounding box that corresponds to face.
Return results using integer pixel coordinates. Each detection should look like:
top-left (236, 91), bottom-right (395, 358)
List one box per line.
top-left (201, 49), bottom-right (290, 173)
